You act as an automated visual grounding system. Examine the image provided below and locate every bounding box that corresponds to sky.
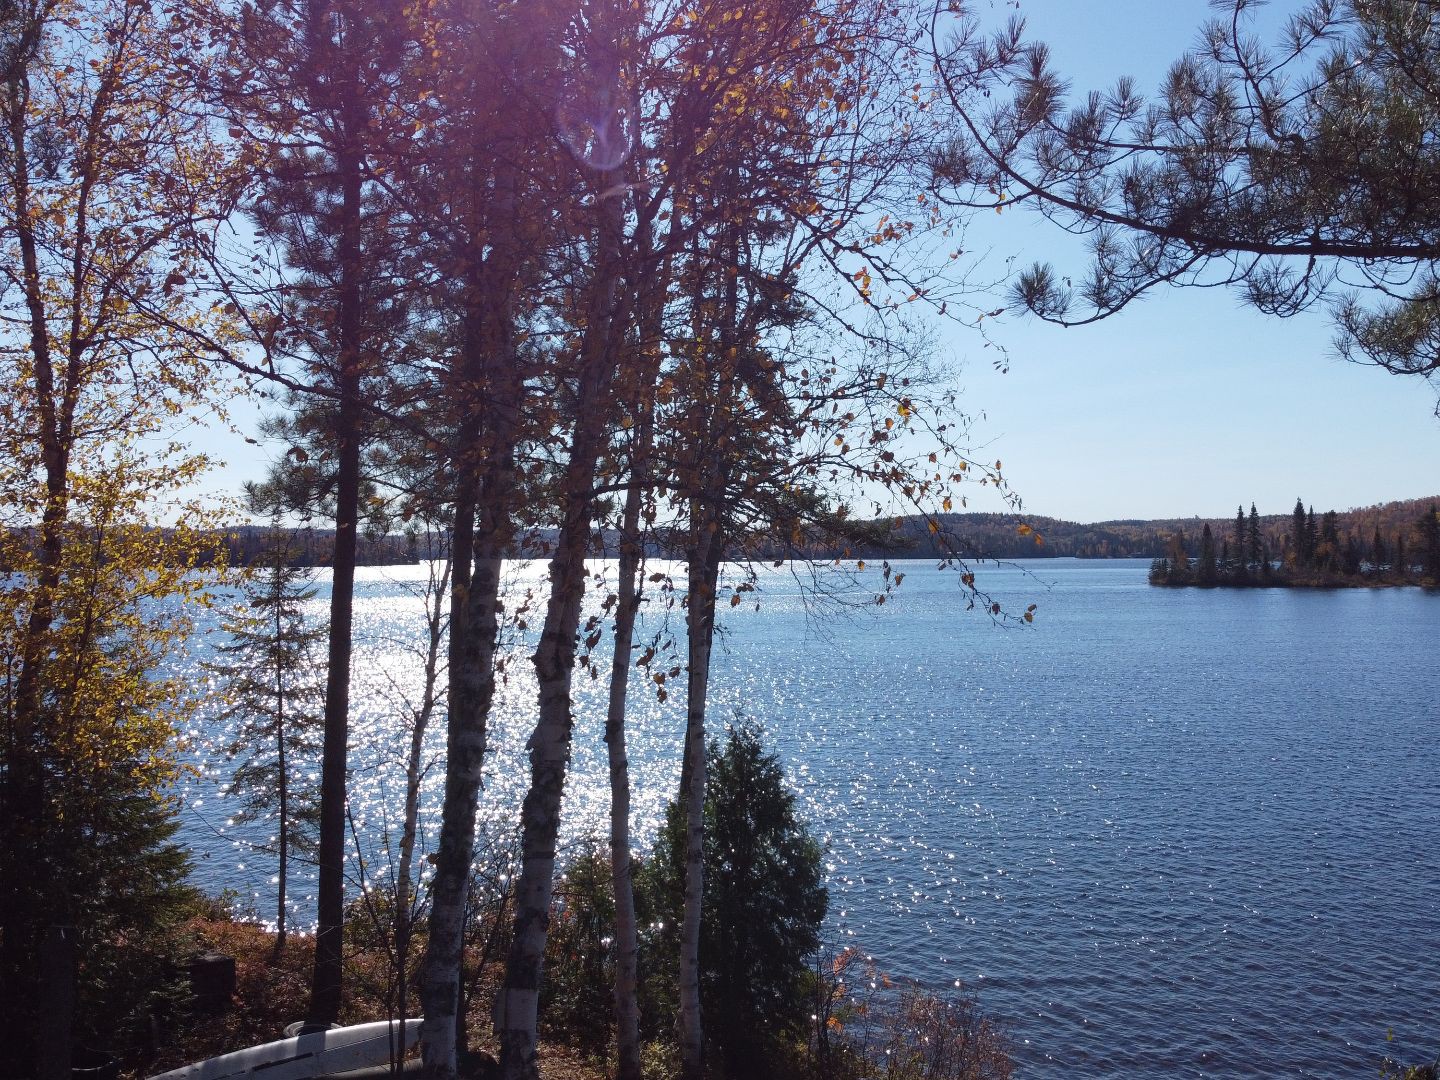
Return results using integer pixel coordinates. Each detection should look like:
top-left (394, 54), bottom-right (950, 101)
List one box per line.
top-left (186, 0), bottom-right (1440, 526)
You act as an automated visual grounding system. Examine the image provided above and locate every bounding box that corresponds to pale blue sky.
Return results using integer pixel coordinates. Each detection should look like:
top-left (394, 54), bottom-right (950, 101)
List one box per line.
top-left (946, 0), bottom-right (1440, 522)
top-left (188, 0), bottom-right (1440, 525)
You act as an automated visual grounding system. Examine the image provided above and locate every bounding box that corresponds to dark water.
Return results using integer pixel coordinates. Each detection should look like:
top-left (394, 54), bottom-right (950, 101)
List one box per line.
top-left (175, 558), bottom-right (1440, 1077)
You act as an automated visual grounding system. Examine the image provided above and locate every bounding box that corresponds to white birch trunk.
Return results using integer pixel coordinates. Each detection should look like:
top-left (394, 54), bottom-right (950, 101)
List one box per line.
top-left (420, 144), bottom-right (526, 1076)
top-left (604, 464), bottom-right (647, 1080)
top-left (678, 514), bottom-right (722, 1080)
top-left (498, 173), bottom-right (628, 1080)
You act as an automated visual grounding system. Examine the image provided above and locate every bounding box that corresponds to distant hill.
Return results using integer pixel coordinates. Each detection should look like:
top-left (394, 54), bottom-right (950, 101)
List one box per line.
top-left (828, 496), bottom-right (1440, 562)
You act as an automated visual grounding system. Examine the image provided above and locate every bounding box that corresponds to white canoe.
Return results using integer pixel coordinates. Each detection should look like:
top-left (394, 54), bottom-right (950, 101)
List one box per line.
top-left (146, 1019), bottom-right (421, 1080)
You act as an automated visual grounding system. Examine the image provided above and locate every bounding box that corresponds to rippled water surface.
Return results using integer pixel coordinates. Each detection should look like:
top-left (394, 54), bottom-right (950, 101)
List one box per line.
top-left (176, 558), bottom-right (1439, 1078)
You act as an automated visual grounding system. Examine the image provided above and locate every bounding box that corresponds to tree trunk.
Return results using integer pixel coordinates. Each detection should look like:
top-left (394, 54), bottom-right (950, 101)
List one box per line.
top-left (603, 252), bottom-right (668, 1080)
top-left (604, 443), bottom-right (648, 1080)
top-left (396, 550), bottom-right (449, 1024)
top-left (420, 397), bottom-right (520, 1079)
top-left (678, 507), bottom-right (722, 1080)
top-left (420, 144), bottom-right (527, 1079)
top-left (306, 124), bottom-right (365, 1031)
top-left (276, 593), bottom-right (290, 956)
top-left (1, 53), bottom-right (95, 1071)
top-left (498, 179), bottom-right (628, 1080)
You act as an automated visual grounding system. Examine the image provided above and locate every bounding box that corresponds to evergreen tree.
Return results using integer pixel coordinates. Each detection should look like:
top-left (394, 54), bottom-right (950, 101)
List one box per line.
top-left (1248, 504), bottom-right (1262, 570)
top-left (1343, 536), bottom-right (1363, 576)
top-left (1232, 506), bottom-right (1246, 576)
top-left (645, 724), bottom-right (827, 1076)
top-left (939, 1), bottom-right (1440, 403)
top-left (1305, 506), bottom-right (1320, 566)
top-left (206, 544), bottom-right (326, 951)
top-left (1198, 524), bottom-right (1218, 585)
top-left (1291, 499), bottom-right (1307, 567)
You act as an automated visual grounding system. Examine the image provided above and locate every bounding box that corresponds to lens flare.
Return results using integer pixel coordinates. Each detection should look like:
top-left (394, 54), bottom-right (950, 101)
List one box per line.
top-left (557, 86), bottom-right (636, 172)
top-left (557, 37), bottom-right (636, 172)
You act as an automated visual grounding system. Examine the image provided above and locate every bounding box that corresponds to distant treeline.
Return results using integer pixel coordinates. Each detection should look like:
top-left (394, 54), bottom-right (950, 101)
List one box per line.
top-left (221, 524), bottom-right (425, 566)
top-left (1148, 499), bottom-right (1440, 588)
top-left (0, 525), bottom-right (428, 570)
top-left (8, 497), bottom-right (1439, 571)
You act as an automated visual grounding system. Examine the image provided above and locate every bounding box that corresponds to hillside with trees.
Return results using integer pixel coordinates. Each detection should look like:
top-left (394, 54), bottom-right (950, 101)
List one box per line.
top-left (765, 496), bottom-right (1440, 565)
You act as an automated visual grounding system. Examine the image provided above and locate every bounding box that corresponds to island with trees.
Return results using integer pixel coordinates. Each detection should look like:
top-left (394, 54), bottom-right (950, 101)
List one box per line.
top-left (1149, 500), bottom-right (1440, 588)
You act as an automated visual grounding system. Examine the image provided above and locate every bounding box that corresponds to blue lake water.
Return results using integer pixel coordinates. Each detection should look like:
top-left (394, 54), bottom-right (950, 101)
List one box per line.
top-left (173, 558), bottom-right (1440, 1078)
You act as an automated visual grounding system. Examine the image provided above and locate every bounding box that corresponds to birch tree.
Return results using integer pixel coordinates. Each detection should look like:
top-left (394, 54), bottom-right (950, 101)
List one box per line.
top-left (413, 2), bottom-right (566, 1073)
top-left (497, 3), bottom-right (645, 1073)
top-left (490, 0), bottom-right (1001, 1073)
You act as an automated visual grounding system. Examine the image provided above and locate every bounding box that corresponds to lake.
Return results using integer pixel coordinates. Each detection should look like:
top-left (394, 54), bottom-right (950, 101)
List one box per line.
top-left (174, 557), bottom-right (1440, 1078)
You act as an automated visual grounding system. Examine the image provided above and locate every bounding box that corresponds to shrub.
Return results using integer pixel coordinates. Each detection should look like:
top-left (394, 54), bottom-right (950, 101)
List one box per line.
top-left (807, 948), bottom-right (1011, 1080)
top-left (540, 840), bottom-right (616, 1057)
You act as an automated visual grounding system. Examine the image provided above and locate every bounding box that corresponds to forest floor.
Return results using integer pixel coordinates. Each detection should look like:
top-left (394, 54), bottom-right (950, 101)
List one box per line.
top-left (141, 916), bottom-right (608, 1080)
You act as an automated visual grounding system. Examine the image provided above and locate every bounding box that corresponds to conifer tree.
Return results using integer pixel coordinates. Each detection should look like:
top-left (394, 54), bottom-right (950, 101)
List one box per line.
top-left (1248, 504), bottom-right (1263, 570)
top-left (1165, 531), bottom-right (1190, 584)
top-left (1343, 535), bottom-right (1363, 576)
top-left (936, 0), bottom-right (1440, 402)
top-left (1232, 505), bottom-right (1246, 575)
top-left (213, 0), bottom-right (413, 1024)
top-left (1198, 523), bottom-right (1218, 585)
top-left (1291, 499), bottom-right (1307, 568)
top-left (645, 724), bottom-right (826, 1076)
top-left (1319, 510), bottom-right (1342, 571)
top-left (206, 539), bottom-right (326, 952)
